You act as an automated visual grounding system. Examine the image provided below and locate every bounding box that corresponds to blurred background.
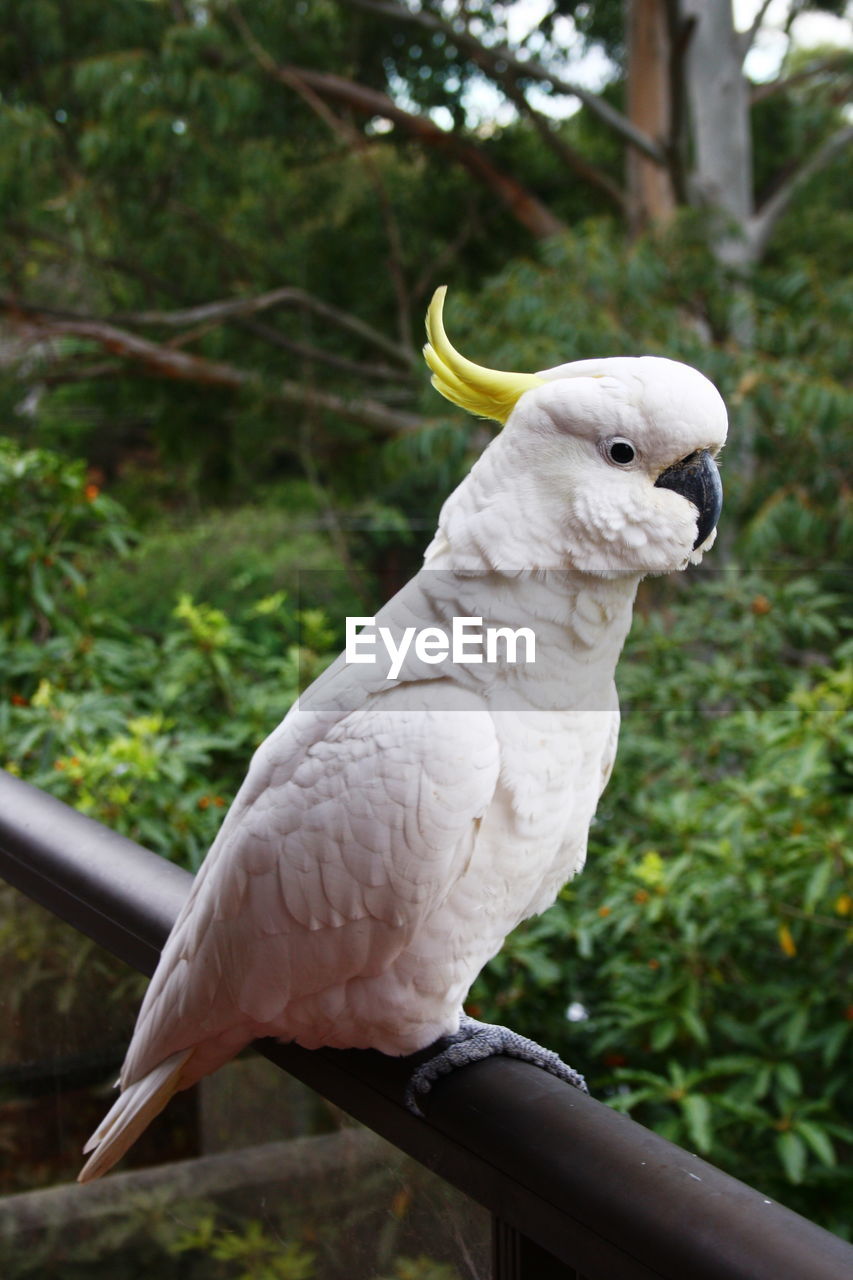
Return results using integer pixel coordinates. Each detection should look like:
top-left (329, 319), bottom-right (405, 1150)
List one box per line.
top-left (0, 1), bottom-right (850, 1274)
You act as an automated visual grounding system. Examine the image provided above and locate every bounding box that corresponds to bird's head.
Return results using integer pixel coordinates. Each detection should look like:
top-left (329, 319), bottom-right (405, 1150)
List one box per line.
top-left (424, 287), bottom-right (727, 575)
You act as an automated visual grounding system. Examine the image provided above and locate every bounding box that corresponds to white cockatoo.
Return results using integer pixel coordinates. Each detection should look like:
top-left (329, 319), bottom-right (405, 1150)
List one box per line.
top-left (79, 287), bottom-right (727, 1181)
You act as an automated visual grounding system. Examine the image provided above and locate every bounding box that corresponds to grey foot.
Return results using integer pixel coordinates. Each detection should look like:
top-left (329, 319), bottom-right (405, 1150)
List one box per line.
top-left (405, 1015), bottom-right (588, 1115)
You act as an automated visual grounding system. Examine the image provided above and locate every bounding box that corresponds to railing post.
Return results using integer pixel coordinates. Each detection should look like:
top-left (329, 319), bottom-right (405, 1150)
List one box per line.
top-left (492, 1216), bottom-right (580, 1279)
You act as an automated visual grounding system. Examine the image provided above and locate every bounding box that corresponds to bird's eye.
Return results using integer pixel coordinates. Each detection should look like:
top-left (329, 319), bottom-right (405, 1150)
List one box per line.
top-left (605, 438), bottom-right (637, 466)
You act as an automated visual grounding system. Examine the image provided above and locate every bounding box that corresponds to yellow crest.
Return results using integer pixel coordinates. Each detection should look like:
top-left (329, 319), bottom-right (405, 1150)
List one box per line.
top-left (424, 286), bottom-right (543, 424)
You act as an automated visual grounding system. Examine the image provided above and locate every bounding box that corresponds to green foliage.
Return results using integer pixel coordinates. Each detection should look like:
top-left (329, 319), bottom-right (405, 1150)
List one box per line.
top-left (471, 570), bottom-right (852, 1233)
top-left (0, 0), bottom-right (526, 499)
top-left (1, 1191), bottom-right (319, 1280)
top-left (86, 489), bottom-right (355, 635)
top-left (753, 41), bottom-right (853, 276)
top-left (0, 879), bottom-right (144, 1066)
top-left (0, 439), bottom-right (132, 640)
top-left (2, 589), bottom-right (337, 868)
top-left (0, 441), bottom-right (339, 869)
top-left (0, 1132), bottom-right (480, 1278)
top-left (169, 1214), bottom-right (316, 1280)
top-left (0, 0), bottom-right (848, 553)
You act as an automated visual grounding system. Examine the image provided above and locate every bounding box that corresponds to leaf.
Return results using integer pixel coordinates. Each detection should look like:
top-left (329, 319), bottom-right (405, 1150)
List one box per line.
top-left (821, 1022), bottom-right (850, 1069)
top-left (634, 850), bottom-right (666, 886)
top-left (650, 1020), bottom-right (677, 1052)
top-left (775, 1130), bottom-right (807, 1184)
top-left (519, 946), bottom-right (560, 985)
top-left (803, 858), bottom-right (833, 914)
top-left (777, 923), bottom-right (797, 958)
top-left (30, 561), bottom-right (56, 619)
top-left (783, 1006), bottom-right (809, 1052)
top-left (606, 1087), bottom-right (661, 1112)
top-left (681, 1007), bottom-right (709, 1047)
top-left (795, 1121), bottom-right (836, 1168)
top-left (775, 1062), bottom-right (801, 1097)
top-left (682, 1094), bottom-right (713, 1154)
top-left (575, 924), bottom-right (593, 959)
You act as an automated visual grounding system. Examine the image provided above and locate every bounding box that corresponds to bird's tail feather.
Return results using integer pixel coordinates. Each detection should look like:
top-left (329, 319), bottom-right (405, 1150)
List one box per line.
top-left (78, 1048), bottom-right (192, 1183)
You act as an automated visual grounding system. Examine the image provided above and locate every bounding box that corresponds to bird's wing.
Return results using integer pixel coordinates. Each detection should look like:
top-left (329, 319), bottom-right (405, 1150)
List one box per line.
top-left (598, 695), bottom-right (620, 796)
top-left (120, 681), bottom-right (500, 1085)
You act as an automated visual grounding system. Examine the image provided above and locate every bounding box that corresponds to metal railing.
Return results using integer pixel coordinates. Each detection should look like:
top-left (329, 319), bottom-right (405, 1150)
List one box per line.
top-left (0, 769), bottom-right (850, 1280)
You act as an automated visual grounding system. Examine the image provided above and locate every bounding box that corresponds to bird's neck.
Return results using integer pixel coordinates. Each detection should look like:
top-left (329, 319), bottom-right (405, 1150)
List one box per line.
top-left (417, 566), bottom-right (638, 650)
top-left (423, 433), bottom-right (537, 573)
top-left (416, 439), bottom-right (641, 705)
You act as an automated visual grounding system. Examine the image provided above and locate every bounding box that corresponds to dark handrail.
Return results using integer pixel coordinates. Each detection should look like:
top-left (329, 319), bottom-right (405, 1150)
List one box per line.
top-left (0, 771), bottom-right (850, 1280)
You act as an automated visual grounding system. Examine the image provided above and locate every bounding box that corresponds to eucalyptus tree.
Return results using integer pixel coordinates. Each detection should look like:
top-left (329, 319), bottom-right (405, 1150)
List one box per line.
top-left (0, 0), bottom-right (848, 492)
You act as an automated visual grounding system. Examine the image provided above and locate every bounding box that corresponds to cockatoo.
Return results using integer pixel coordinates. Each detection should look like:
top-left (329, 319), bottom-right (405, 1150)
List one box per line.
top-left (79, 287), bottom-right (726, 1181)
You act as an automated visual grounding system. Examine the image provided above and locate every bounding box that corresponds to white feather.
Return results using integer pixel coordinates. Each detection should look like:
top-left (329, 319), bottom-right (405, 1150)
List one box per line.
top-left (80, 350), bottom-right (728, 1180)
top-left (78, 1049), bottom-right (191, 1183)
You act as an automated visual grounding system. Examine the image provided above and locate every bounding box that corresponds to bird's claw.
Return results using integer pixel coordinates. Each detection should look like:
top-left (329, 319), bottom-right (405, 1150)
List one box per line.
top-left (405, 1015), bottom-right (588, 1115)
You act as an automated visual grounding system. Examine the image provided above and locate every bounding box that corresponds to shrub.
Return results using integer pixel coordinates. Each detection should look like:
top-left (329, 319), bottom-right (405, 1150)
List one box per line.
top-left (0, 439), bottom-right (132, 641)
top-left (472, 569), bottom-right (852, 1233)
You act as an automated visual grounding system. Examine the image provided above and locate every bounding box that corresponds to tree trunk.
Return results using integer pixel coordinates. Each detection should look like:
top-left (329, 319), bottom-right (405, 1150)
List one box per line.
top-left (680, 0), bottom-right (754, 267)
top-left (625, 0), bottom-right (678, 233)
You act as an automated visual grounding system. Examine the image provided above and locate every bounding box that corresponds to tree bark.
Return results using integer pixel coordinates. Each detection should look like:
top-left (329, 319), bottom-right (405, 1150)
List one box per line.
top-left (111, 284), bottom-right (417, 369)
top-left (0, 299), bottom-right (424, 436)
top-left (626, 0), bottom-right (678, 232)
top-left (680, 0), bottom-right (754, 266)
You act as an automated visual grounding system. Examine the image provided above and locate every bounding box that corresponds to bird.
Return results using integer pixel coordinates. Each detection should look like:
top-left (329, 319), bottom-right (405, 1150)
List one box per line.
top-left (78, 286), bottom-right (727, 1181)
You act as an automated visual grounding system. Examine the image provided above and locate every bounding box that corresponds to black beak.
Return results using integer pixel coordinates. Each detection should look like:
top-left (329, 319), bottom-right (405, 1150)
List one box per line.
top-left (654, 449), bottom-right (723, 549)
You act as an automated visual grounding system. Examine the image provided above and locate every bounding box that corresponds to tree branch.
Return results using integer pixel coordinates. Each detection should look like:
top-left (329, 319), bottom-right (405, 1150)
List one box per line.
top-left (229, 4), bottom-right (415, 355)
top-left (0, 298), bottom-right (424, 436)
top-left (5, 219), bottom-right (186, 305)
top-left (488, 68), bottom-right (625, 210)
top-left (110, 286), bottom-right (417, 369)
top-left (40, 360), bottom-right (126, 387)
top-left (739, 0), bottom-right (778, 62)
top-left (747, 124), bottom-right (853, 260)
top-left (360, 1), bottom-right (625, 206)
top-left (410, 198), bottom-right (480, 302)
top-left (259, 63), bottom-right (567, 239)
top-left (750, 53), bottom-right (852, 105)
top-left (339, 0), bottom-right (666, 164)
top-left (236, 317), bottom-right (415, 384)
top-left (664, 4), bottom-right (695, 207)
